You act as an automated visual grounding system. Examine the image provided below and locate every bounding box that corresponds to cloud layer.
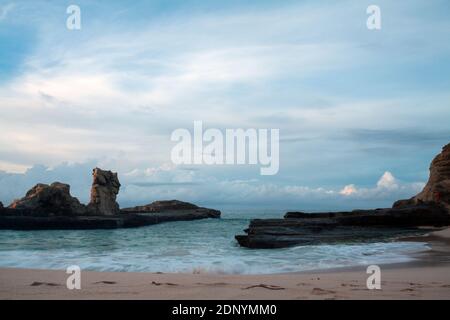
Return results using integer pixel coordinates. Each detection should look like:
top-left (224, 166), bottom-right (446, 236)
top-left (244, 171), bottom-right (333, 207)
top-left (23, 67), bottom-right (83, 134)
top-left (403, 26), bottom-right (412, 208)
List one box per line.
top-left (0, 0), bottom-right (449, 209)
top-left (0, 162), bottom-right (424, 211)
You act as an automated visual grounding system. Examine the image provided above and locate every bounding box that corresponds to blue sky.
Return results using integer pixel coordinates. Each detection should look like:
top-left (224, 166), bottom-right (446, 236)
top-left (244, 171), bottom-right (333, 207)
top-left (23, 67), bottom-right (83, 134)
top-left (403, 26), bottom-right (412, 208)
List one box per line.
top-left (0, 0), bottom-right (449, 210)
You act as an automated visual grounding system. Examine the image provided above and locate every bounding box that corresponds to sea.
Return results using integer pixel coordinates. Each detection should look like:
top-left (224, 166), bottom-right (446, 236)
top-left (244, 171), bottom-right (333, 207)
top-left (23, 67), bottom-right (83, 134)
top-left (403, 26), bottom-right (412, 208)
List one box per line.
top-left (0, 208), bottom-right (430, 274)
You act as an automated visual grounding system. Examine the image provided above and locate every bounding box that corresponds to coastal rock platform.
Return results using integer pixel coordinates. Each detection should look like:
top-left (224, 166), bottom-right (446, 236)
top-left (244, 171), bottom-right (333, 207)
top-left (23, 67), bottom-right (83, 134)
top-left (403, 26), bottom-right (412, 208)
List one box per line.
top-left (235, 204), bottom-right (450, 248)
top-left (236, 143), bottom-right (450, 249)
top-left (0, 202), bottom-right (221, 230)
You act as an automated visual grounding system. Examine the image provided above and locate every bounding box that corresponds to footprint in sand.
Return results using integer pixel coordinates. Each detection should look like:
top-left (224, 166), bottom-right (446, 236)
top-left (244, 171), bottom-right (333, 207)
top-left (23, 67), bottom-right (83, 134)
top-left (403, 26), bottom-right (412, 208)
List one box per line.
top-left (30, 281), bottom-right (60, 287)
top-left (94, 281), bottom-right (117, 285)
top-left (341, 283), bottom-right (359, 288)
top-left (311, 288), bottom-right (336, 295)
top-left (151, 281), bottom-right (178, 286)
top-left (409, 282), bottom-right (426, 288)
top-left (196, 282), bottom-right (228, 286)
top-left (242, 284), bottom-right (285, 290)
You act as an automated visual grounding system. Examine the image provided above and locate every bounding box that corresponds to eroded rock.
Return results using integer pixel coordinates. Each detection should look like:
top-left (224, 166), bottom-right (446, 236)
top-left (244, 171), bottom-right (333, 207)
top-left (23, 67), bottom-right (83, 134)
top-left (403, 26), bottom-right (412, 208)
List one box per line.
top-left (394, 143), bottom-right (450, 210)
top-left (0, 169), bottom-right (221, 229)
top-left (7, 182), bottom-right (86, 216)
top-left (87, 168), bottom-right (121, 216)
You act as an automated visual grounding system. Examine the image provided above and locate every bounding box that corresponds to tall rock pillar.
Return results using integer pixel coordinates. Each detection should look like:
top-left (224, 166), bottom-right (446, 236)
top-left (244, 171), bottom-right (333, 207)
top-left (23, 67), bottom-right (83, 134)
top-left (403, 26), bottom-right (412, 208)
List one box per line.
top-left (87, 168), bottom-right (121, 215)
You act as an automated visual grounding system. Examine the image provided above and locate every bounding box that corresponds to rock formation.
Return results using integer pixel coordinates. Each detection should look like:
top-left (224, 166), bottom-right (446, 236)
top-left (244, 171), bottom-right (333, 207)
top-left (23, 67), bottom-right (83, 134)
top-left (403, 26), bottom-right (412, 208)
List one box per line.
top-left (122, 200), bottom-right (221, 219)
top-left (236, 204), bottom-right (449, 248)
top-left (7, 182), bottom-right (86, 216)
top-left (123, 200), bottom-right (199, 212)
top-left (0, 168), bottom-right (221, 230)
top-left (236, 143), bottom-right (450, 249)
top-left (87, 168), bottom-right (121, 216)
top-left (394, 143), bottom-right (450, 210)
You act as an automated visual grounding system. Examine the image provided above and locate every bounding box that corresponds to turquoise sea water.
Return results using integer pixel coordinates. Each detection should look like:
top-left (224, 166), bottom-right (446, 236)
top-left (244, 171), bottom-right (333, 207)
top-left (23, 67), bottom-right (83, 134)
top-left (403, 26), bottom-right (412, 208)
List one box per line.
top-left (0, 209), bottom-right (429, 274)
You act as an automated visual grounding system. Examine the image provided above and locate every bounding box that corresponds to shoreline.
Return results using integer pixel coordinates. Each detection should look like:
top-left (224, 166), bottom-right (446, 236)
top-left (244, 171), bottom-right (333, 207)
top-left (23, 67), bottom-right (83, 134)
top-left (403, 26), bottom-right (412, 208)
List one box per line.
top-left (1, 228), bottom-right (449, 300)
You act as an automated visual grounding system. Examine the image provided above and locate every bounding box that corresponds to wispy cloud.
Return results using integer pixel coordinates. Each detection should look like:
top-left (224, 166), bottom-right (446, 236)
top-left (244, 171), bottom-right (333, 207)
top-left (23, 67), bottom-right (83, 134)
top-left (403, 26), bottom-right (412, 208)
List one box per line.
top-left (0, 3), bottom-right (14, 21)
top-left (0, 0), bottom-right (448, 208)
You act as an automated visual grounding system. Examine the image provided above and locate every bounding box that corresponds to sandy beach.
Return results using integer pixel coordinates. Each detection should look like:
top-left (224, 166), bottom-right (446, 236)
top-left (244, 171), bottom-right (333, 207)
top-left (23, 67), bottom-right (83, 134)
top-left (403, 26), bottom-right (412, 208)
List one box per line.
top-left (1, 228), bottom-right (449, 300)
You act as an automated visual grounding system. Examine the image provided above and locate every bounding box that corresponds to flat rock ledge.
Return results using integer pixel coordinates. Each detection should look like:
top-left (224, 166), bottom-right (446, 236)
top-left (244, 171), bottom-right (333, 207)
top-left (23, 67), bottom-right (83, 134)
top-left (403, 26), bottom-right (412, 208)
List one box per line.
top-left (236, 143), bottom-right (450, 249)
top-left (235, 204), bottom-right (450, 248)
top-left (0, 202), bottom-right (221, 230)
top-left (121, 200), bottom-right (220, 219)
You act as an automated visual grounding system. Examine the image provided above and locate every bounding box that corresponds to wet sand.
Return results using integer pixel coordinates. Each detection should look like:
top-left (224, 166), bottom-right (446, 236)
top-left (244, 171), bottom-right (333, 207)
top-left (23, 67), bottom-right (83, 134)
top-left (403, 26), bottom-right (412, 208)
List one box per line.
top-left (1, 228), bottom-right (449, 300)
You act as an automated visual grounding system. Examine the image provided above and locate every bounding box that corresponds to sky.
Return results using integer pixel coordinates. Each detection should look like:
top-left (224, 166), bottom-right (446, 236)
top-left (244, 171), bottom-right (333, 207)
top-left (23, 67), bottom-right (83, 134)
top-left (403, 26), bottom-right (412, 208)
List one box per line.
top-left (0, 0), bottom-right (449, 210)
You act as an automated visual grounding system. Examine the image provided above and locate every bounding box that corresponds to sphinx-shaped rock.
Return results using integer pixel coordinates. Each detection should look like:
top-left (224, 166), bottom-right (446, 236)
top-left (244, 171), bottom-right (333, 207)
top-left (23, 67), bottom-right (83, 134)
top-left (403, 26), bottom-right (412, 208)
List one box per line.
top-left (394, 143), bottom-right (450, 211)
top-left (87, 168), bottom-right (121, 215)
top-left (7, 182), bottom-right (86, 216)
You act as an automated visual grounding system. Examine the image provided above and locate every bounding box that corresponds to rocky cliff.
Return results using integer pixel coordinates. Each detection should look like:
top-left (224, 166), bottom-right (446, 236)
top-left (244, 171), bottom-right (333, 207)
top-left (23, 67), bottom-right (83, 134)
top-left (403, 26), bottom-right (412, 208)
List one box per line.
top-left (394, 143), bottom-right (450, 210)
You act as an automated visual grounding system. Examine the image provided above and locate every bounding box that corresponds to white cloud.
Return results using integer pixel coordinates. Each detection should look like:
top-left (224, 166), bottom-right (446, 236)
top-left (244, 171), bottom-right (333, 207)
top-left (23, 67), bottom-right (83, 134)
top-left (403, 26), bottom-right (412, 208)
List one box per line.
top-left (376, 171), bottom-right (398, 189)
top-left (340, 184), bottom-right (357, 196)
top-left (0, 160), bottom-right (30, 174)
top-left (338, 171), bottom-right (423, 201)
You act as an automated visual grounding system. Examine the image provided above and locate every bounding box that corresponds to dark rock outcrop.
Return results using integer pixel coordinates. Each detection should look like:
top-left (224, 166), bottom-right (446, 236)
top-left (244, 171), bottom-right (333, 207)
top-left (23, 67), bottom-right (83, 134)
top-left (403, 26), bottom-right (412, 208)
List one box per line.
top-left (0, 213), bottom-right (189, 230)
top-left (87, 168), bottom-right (121, 216)
top-left (122, 200), bottom-right (221, 220)
top-left (236, 143), bottom-right (450, 249)
top-left (123, 200), bottom-right (199, 213)
top-left (7, 182), bottom-right (87, 216)
top-left (0, 204), bottom-right (221, 230)
top-left (236, 204), bottom-right (449, 248)
top-left (394, 143), bottom-right (450, 210)
top-left (0, 198), bottom-right (221, 230)
top-left (0, 169), bottom-right (220, 230)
